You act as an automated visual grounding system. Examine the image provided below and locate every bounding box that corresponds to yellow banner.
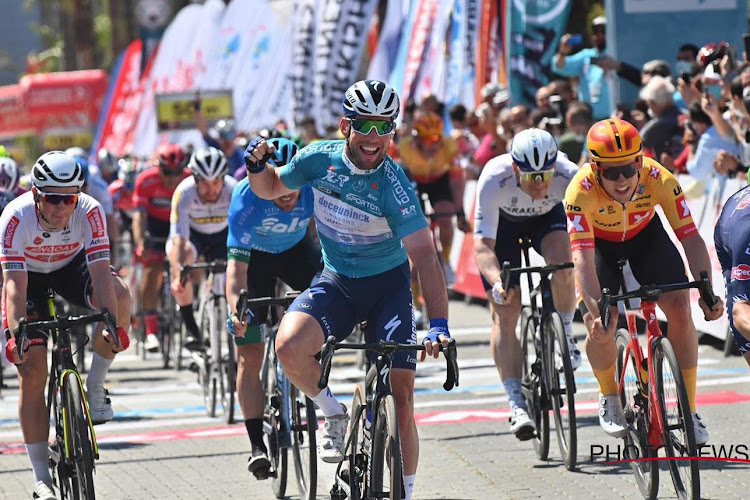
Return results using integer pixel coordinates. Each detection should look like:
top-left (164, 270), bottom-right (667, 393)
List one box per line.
top-left (155, 90), bottom-right (234, 131)
top-left (43, 131), bottom-right (93, 151)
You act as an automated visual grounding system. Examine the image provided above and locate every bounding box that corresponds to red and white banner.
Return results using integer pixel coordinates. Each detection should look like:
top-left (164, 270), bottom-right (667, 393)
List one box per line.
top-left (400, 0), bottom-right (440, 108)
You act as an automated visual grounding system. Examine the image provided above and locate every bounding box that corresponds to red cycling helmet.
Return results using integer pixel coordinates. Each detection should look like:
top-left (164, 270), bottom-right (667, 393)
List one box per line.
top-left (155, 143), bottom-right (188, 174)
top-left (697, 42), bottom-right (729, 68)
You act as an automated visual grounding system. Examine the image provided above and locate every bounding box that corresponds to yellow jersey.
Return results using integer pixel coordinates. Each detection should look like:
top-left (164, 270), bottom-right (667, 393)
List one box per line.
top-left (564, 157), bottom-right (697, 251)
top-left (397, 136), bottom-right (460, 184)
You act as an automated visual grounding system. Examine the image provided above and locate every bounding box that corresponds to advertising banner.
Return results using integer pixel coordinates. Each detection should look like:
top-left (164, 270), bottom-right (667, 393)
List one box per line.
top-left (42, 128), bottom-right (94, 151)
top-left (155, 90), bottom-right (233, 131)
top-left (508, 0), bottom-right (572, 106)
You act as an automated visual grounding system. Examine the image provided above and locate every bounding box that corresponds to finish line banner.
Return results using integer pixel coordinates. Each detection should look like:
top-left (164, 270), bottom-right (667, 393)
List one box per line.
top-left (155, 90), bottom-right (233, 132)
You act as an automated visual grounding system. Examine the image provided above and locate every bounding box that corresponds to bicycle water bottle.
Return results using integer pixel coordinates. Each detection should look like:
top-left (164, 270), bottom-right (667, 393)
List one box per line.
top-left (639, 358), bottom-right (648, 397)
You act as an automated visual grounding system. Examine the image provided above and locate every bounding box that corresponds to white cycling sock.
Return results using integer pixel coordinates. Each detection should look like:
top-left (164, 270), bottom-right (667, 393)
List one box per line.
top-left (558, 310), bottom-right (575, 337)
top-left (404, 474), bottom-right (416, 500)
top-left (502, 378), bottom-right (526, 411)
top-left (27, 442), bottom-right (52, 486)
top-left (86, 352), bottom-right (113, 390)
top-left (310, 386), bottom-right (344, 417)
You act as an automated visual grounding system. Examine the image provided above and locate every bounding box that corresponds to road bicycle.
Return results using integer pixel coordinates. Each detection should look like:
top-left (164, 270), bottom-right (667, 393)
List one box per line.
top-left (501, 237), bottom-right (577, 470)
top-left (236, 289), bottom-right (318, 499)
top-left (319, 335), bottom-right (459, 500)
top-left (600, 262), bottom-right (718, 500)
top-left (181, 259), bottom-right (235, 423)
top-left (16, 291), bottom-right (120, 500)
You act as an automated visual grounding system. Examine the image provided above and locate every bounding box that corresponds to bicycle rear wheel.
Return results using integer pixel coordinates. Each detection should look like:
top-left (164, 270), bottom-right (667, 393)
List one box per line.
top-left (653, 337), bottom-right (700, 500)
top-left (616, 329), bottom-right (658, 500)
top-left (289, 384), bottom-right (317, 500)
top-left (519, 307), bottom-right (549, 459)
top-left (64, 374), bottom-right (96, 499)
top-left (546, 312), bottom-right (577, 471)
top-left (369, 394), bottom-right (403, 500)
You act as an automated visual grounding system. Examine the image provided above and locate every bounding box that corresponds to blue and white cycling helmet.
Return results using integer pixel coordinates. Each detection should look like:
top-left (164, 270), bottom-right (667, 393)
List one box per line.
top-left (510, 128), bottom-right (558, 172)
top-left (342, 80), bottom-right (400, 120)
top-left (267, 138), bottom-right (299, 167)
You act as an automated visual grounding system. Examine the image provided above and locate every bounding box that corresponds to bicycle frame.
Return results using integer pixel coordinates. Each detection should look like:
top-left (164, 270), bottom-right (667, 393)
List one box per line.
top-left (260, 325), bottom-right (293, 449)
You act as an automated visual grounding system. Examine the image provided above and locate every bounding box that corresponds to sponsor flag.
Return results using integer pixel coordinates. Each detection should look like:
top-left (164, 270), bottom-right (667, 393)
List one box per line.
top-left (367, 0), bottom-right (407, 82)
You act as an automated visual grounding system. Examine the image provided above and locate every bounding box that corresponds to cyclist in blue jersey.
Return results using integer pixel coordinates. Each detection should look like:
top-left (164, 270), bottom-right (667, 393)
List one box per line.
top-left (715, 185), bottom-right (750, 368)
top-left (225, 138), bottom-right (321, 479)
top-left (244, 80), bottom-right (450, 500)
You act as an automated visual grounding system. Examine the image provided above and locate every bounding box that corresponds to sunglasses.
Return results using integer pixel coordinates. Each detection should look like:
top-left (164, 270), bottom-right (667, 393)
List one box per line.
top-left (348, 118), bottom-right (396, 136)
top-left (419, 134), bottom-right (442, 144)
top-left (160, 167), bottom-right (184, 177)
top-left (599, 163), bottom-right (638, 181)
top-left (38, 191), bottom-right (79, 206)
top-left (518, 170), bottom-right (555, 183)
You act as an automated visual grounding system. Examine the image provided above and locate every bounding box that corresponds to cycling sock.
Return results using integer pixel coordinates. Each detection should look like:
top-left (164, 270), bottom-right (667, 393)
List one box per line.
top-left (558, 310), bottom-right (575, 336)
top-left (86, 352), bottom-right (113, 390)
top-left (244, 418), bottom-right (267, 453)
top-left (26, 442), bottom-right (52, 486)
top-left (179, 304), bottom-right (200, 337)
top-left (681, 366), bottom-right (697, 412)
top-left (502, 378), bottom-right (526, 411)
top-left (403, 474), bottom-right (416, 500)
top-left (592, 364), bottom-right (617, 395)
top-left (311, 386), bottom-right (344, 417)
top-left (144, 312), bottom-right (159, 335)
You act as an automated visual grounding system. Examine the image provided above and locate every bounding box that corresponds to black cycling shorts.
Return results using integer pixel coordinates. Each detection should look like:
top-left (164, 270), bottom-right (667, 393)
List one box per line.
top-left (417, 172), bottom-right (454, 211)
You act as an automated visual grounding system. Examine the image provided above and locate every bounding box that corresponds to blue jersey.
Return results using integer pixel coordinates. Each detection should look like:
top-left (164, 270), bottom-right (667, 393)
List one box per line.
top-left (278, 140), bottom-right (428, 278)
top-left (226, 178), bottom-right (314, 260)
top-left (715, 185), bottom-right (750, 353)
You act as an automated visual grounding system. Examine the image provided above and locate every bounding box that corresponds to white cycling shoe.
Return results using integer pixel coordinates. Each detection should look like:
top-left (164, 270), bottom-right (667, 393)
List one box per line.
top-left (32, 481), bottom-right (56, 500)
top-left (692, 412), bottom-right (710, 445)
top-left (319, 404), bottom-right (349, 463)
top-left (599, 394), bottom-right (628, 438)
top-left (87, 385), bottom-right (113, 425)
top-left (509, 407), bottom-right (536, 441)
top-left (144, 333), bottom-right (160, 352)
top-left (566, 335), bottom-right (582, 371)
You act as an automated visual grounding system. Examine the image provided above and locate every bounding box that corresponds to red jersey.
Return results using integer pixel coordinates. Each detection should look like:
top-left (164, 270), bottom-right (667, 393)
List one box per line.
top-left (109, 179), bottom-right (134, 215)
top-left (132, 166), bottom-right (188, 221)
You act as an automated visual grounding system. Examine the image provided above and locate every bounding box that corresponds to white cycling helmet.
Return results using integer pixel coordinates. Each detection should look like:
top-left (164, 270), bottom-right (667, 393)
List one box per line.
top-left (0, 157), bottom-right (19, 192)
top-left (510, 128), bottom-right (558, 172)
top-left (31, 151), bottom-right (85, 189)
top-left (64, 146), bottom-right (87, 159)
top-left (342, 80), bottom-right (400, 120)
top-left (189, 147), bottom-right (228, 181)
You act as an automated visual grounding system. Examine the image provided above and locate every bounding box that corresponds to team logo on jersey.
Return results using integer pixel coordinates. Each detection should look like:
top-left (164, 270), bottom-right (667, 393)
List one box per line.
top-left (731, 264), bottom-right (750, 281)
top-left (3, 216), bottom-right (19, 248)
top-left (649, 166), bottom-right (660, 179)
top-left (33, 236), bottom-right (43, 245)
top-left (580, 178), bottom-right (592, 191)
top-left (567, 214), bottom-right (589, 233)
top-left (628, 210), bottom-right (652, 226)
top-left (86, 209), bottom-right (105, 238)
top-left (736, 194), bottom-right (750, 211)
top-left (353, 179), bottom-right (367, 192)
top-left (637, 184), bottom-right (646, 195)
top-left (675, 195), bottom-right (691, 219)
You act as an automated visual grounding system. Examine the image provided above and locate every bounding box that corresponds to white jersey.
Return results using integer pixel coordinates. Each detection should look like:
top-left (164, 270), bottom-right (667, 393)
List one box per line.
top-left (474, 152), bottom-right (578, 238)
top-left (0, 192), bottom-right (110, 274)
top-left (169, 175), bottom-right (237, 239)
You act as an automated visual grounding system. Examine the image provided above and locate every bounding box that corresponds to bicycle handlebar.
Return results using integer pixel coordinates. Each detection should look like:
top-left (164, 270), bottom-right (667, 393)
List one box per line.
top-left (500, 261), bottom-right (574, 291)
top-left (15, 307), bottom-right (119, 361)
top-left (235, 289), bottom-right (301, 326)
top-left (599, 271), bottom-right (718, 330)
top-left (179, 259), bottom-right (228, 284)
top-left (317, 335), bottom-right (459, 392)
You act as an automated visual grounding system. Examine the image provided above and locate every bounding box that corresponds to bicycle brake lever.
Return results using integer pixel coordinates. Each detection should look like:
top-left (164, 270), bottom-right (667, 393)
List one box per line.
top-left (236, 289), bottom-right (249, 326)
top-left (442, 339), bottom-right (459, 391)
top-left (501, 261), bottom-right (511, 292)
top-left (101, 307), bottom-right (120, 349)
top-left (698, 271), bottom-right (718, 311)
top-left (16, 318), bottom-right (27, 362)
top-left (598, 290), bottom-right (611, 331)
top-left (317, 336), bottom-right (337, 390)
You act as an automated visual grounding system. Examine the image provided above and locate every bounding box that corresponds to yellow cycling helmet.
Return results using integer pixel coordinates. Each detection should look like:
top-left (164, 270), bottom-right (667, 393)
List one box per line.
top-left (587, 118), bottom-right (642, 163)
top-left (413, 111), bottom-right (445, 139)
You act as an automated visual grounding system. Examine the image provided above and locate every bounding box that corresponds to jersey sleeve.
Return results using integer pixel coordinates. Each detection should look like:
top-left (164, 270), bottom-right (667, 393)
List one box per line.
top-left (169, 182), bottom-right (192, 239)
top-left (473, 164), bottom-right (501, 241)
top-left (653, 165), bottom-right (698, 240)
top-left (132, 170), bottom-right (149, 210)
top-left (226, 181), bottom-right (254, 263)
top-left (84, 204), bottom-right (111, 265)
top-left (278, 144), bottom-right (322, 190)
top-left (564, 168), bottom-right (596, 251)
top-left (384, 165), bottom-right (428, 238)
top-left (553, 49), bottom-right (591, 78)
top-left (0, 209), bottom-right (27, 272)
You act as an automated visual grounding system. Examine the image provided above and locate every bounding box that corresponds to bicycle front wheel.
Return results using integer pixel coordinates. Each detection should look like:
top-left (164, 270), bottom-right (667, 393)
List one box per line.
top-left (266, 364), bottom-right (288, 498)
top-left (519, 307), bottom-right (549, 460)
top-left (64, 374), bottom-right (96, 499)
top-left (289, 384), bottom-right (317, 500)
top-left (370, 394), bottom-right (403, 500)
top-left (653, 337), bottom-right (700, 500)
top-left (545, 312), bottom-right (577, 471)
top-left (616, 329), bottom-right (658, 500)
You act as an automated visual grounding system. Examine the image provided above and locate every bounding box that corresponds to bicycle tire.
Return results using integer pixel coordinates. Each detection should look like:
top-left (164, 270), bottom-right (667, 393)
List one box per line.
top-left (653, 336), bottom-right (700, 500)
top-left (369, 394), bottom-right (403, 500)
top-left (215, 296), bottom-right (235, 424)
top-left (615, 329), bottom-right (659, 500)
top-left (198, 299), bottom-right (217, 418)
top-left (64, 374), bottom-right (96, 499)
top-left (49, 366), bottom-right (69, 499)
top-left (289, 384), bottom-right (317, 500)
top-left (339, 382), bottom-right (367, 500)
top-left (519, 307), bottom-right (549, 460)
top-left (545, 312), bottom-right (577, 471)
top-left (267, 363), bottom-right (288, 498)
